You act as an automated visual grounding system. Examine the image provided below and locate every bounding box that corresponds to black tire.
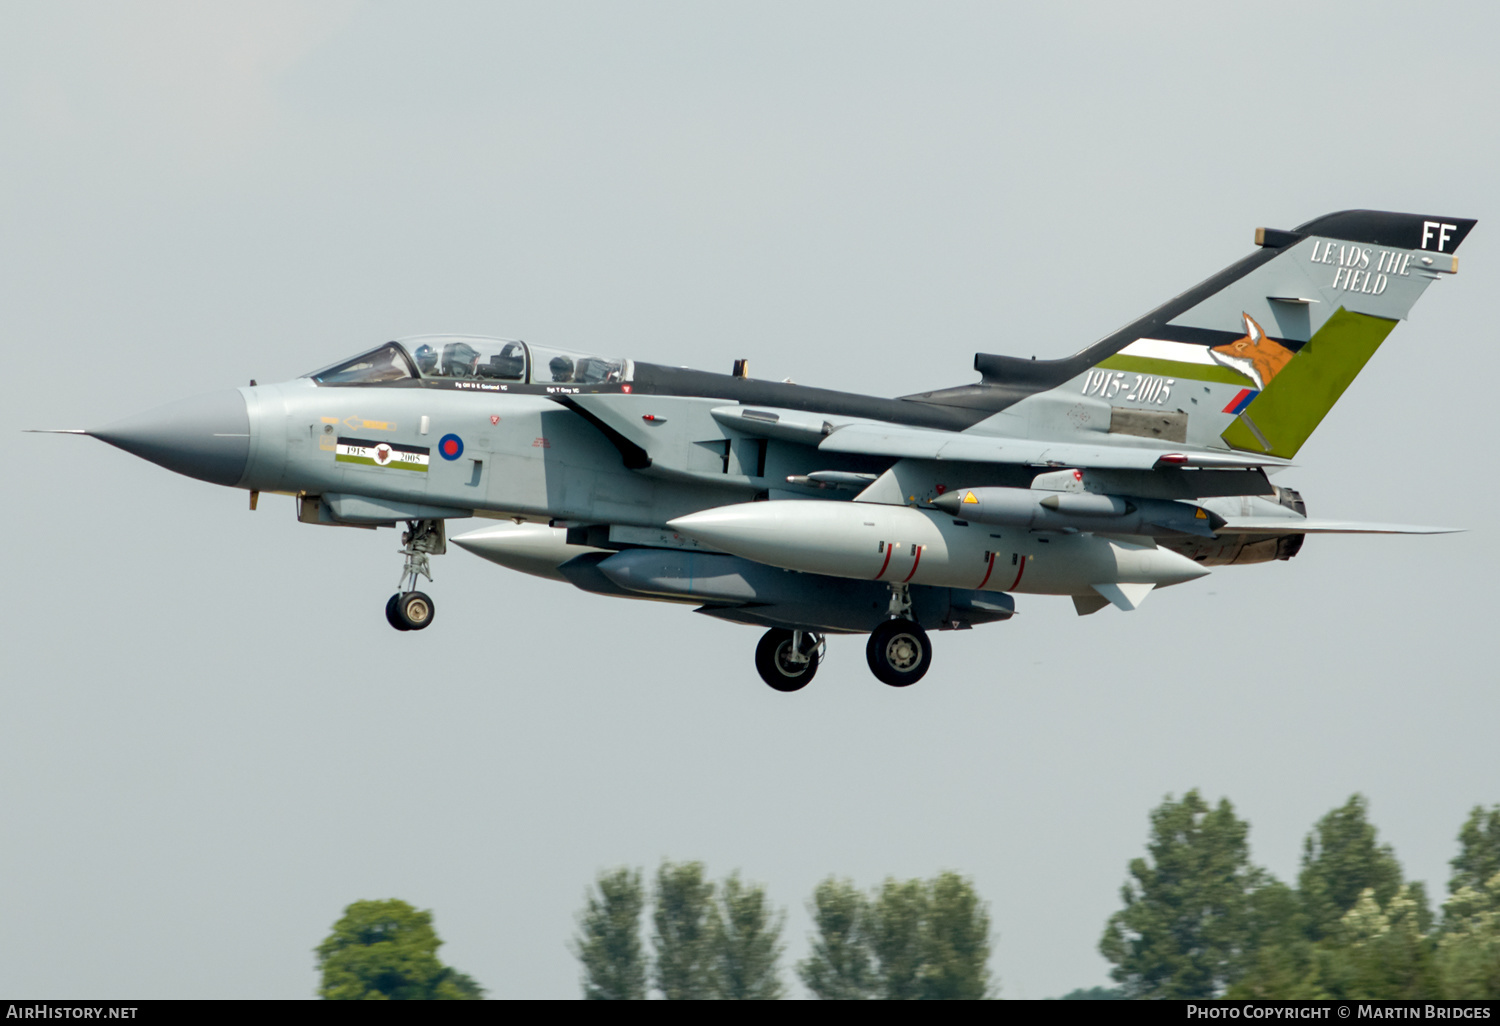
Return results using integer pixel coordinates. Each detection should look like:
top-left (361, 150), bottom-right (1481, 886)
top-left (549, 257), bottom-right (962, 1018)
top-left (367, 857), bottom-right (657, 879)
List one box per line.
top-left (866, 619), bottom-right (931, 687)
top-left (385, 594), bottom-right (410, 631)
top-left (396, 591), bottom-right (436, 631)
top-left (754, 629), bottom-right (819, 692)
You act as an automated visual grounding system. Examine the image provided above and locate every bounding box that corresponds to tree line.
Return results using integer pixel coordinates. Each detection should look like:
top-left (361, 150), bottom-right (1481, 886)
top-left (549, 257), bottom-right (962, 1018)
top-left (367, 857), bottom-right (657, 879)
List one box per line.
top-left (1101, 794), bottom-right (1500, 999)
top-left (572, 862), bottom-right (993, 999)
top-left (310, 797), bottom-right (1499, 999)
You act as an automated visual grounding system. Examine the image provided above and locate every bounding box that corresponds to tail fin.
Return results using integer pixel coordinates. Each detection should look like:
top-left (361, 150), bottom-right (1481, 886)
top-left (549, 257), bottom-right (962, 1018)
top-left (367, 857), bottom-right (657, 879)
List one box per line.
top-left (964, 210), bottom-right (1475, 458)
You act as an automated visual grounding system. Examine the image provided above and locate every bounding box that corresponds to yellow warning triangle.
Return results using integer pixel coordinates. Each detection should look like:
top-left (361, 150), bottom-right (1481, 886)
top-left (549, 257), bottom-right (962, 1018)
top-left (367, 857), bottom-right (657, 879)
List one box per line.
top-left (962, 491), bottom-right (978, 504)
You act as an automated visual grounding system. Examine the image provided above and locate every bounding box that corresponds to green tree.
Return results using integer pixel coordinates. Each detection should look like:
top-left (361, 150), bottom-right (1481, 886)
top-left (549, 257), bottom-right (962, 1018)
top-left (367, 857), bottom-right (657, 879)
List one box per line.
top-left (710, 872), bottom-right (785, 999)
top-left (1226, 879), bottom-right (1323, 999)
top-left (1449, 806), bottom-right (1500, 897)
top-left (861, 874), bottom-right (994, 999)
top-left (1099, 790), bottom-right (1259, 999)
top-left (315, 899), bottom-right (483, 1000)
top-left (868, 877), bottom-right (927, 999)
top-left (652, 861), bottom-right (718, 999)
top-left (918, 871), bottom-right (992, 999)
top-left (571, 867), bottom-right (647, 1000)
top-left (1234, 796), bottom-right (1442, 1000)
top-left (1435, 871), bottom-right (1500, 998)
top-left (438, 970), bottom-right (485, 999)
top-left (1298, 795), bottom-right (1407, 940)
top-left (1316, 885), bottom-right (1436, 999)
top-left (798, 877), bottom-right (875, 999)
top-left (1433, 806), bottom-right (1500, 998)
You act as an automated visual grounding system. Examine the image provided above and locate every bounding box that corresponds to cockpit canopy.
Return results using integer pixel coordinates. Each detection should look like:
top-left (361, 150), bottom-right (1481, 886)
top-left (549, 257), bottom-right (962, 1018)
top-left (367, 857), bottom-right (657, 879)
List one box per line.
top-left (307, 335), bottom-right (631, 386)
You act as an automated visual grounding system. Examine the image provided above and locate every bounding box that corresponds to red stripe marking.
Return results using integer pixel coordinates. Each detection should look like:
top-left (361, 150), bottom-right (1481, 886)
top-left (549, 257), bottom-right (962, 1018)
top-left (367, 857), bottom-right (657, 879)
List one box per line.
top-left (977, 551), bottom-right (995, 589)
top-left (1007, 555), bottom-right (1027, 591)
top-left (874, 543), bottom-right (893, 580)
top-left (902, 545), bottom-right (924, 583)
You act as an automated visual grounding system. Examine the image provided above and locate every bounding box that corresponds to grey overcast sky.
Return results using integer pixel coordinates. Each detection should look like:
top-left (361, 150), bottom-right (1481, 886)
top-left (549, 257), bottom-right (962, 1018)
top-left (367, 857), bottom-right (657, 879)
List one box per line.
top-left (3, 1), bottom-right (1497, 999)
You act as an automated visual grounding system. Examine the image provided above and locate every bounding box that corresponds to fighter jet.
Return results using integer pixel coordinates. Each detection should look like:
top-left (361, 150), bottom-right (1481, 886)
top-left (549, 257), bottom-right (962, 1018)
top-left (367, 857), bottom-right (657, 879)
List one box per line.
top-left (38, 209), bottom-right (1471, 690)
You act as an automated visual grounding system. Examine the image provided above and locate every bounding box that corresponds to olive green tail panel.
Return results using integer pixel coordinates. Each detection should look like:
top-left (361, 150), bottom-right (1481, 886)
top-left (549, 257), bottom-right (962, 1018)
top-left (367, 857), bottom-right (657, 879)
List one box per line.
top-left (1220, 308), bottom-right (1396, 458)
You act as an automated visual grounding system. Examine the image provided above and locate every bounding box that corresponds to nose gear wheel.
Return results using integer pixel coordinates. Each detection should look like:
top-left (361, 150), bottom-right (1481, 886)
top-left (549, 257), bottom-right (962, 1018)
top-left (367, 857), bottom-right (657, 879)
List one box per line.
top-left (394, 590), bottom-right (435, 630)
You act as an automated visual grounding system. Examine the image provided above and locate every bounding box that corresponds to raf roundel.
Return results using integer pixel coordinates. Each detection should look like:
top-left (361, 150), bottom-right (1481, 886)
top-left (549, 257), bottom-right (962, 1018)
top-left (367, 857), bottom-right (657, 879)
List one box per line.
top-left (438, 433), bottom-right (464, 461)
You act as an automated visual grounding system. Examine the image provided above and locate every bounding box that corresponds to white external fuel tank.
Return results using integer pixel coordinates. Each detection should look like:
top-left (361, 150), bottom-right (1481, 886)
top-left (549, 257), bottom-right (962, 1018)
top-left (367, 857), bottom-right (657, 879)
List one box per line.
top-left (451, 522), bottom-right (606, 581)
top-left (667, 500), bottom-right (1210, 596)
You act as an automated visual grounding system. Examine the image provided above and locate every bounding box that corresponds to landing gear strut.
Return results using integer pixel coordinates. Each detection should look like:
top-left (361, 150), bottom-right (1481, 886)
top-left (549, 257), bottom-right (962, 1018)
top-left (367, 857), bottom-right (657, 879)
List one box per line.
top-left (385, 519), bottom-right (445, 632)
top-left (866, 583), bottom-right (932, 687)
top-left (755, 628), bottom-right (824, 692)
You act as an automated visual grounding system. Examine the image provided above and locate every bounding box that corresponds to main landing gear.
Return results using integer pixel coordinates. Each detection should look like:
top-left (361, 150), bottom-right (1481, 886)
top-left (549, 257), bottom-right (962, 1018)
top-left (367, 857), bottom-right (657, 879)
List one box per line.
top-left (865, 583), bottom-right (932, 688)
top-left (866, 619), bottom-right (932, 687)
top-left (754, 628), bottom-right (825, 692)
top-left (385, 519), bottom-right (445, 632)
top-left (751, 585), bottom-right (934, 691)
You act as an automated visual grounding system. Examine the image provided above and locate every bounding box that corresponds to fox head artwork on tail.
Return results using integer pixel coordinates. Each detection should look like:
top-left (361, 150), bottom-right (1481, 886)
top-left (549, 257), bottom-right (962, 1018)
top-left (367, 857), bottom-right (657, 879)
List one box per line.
top-left (1209, 314), bottom-right (1293, 391)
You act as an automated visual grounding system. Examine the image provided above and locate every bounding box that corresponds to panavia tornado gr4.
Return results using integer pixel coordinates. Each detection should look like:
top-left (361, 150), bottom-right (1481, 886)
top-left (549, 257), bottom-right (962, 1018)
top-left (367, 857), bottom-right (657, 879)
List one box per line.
top-left (43, 209), bottom-right (1470, 691)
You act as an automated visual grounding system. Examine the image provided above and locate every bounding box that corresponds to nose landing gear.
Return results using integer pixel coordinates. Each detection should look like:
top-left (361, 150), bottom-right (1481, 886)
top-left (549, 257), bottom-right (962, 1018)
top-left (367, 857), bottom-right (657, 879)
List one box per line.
top-left (385, 519), bottom-right (445, 632)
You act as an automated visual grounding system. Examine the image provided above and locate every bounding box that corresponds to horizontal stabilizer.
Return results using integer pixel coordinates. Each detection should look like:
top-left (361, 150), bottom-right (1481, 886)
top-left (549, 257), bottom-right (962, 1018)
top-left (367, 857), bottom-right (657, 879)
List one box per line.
top-left (1090, 581), bottom-right (1156, 611)
top-left (1215, 518), bottom-right (1460, 536)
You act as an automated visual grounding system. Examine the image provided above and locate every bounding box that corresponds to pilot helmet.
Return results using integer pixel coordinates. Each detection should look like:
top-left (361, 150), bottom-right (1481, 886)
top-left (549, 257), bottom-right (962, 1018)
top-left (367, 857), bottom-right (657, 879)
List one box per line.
top-left (414, 344), bottom-right (437, 373)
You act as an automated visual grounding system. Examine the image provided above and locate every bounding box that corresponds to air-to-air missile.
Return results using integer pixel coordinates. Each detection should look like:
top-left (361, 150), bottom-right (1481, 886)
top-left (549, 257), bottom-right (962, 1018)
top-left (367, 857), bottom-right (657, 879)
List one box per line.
top-left (927, 485), bottom-right (1226, 537)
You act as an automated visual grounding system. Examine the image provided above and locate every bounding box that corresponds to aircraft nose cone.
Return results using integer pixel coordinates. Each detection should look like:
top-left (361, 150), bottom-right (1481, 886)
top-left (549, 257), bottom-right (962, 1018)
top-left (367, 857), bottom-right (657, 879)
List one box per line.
top-left (90, 389), bottom-right (250, 487)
